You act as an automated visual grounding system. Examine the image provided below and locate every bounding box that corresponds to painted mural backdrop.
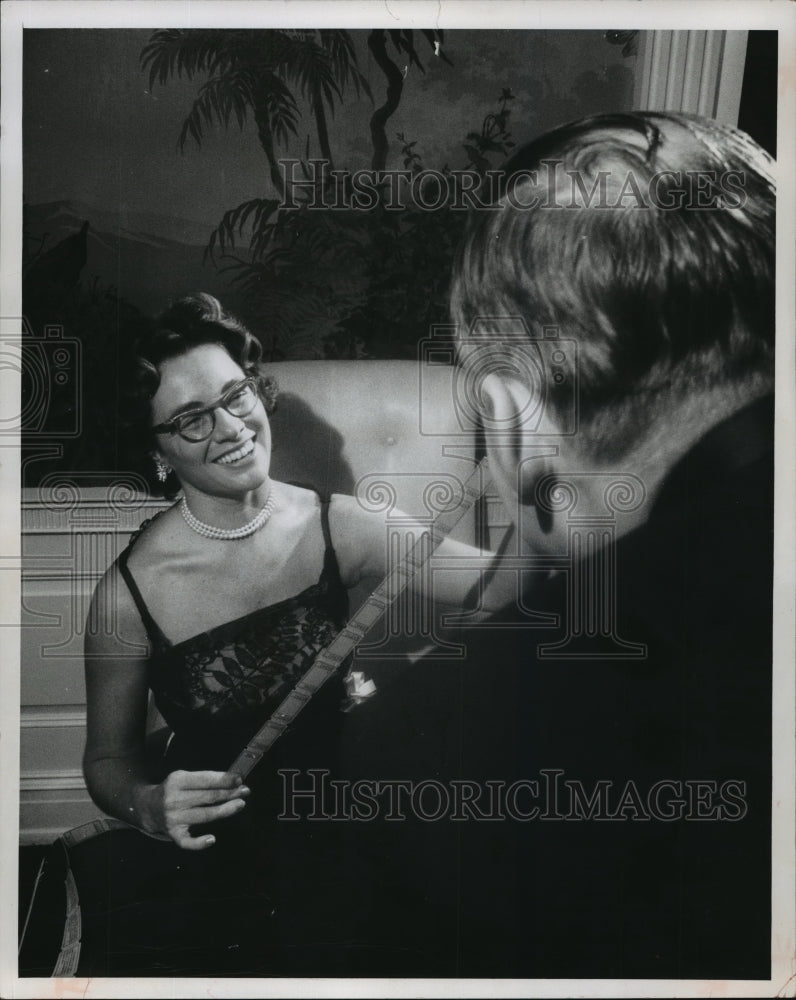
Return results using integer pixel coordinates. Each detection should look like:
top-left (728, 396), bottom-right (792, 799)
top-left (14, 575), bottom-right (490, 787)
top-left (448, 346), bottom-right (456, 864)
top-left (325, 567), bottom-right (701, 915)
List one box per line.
top-left (22, 29), bottom-right (636, 483)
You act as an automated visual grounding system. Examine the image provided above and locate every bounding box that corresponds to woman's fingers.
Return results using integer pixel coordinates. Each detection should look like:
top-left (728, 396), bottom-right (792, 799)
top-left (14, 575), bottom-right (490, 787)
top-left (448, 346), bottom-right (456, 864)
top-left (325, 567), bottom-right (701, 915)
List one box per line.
top-left (167, 784), bottom-right (251, 809)
top-left (165, 769), bottom-right (244, 791)
top-left (157, 769), bottom-right (251, 848)
top-left (170, 824), bottom-right (218, 852)
top-left (161, 770), bottom-right (250, 808)
top-left (182, 797), bottom-right (248, 827)
top-left (165, 797), bottom-right (247, 847)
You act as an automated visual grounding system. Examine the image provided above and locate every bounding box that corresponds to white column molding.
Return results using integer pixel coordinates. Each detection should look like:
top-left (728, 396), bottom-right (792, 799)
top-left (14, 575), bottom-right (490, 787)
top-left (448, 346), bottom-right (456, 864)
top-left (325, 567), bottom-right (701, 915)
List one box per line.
top-left (634, 30), bottom-right (749, 126)
top-left (21, 706), bottom-right (86, 728)
top-left (19, 486), bottom-right (159, 842)
top-left (21, 486), bottom-right (168, 536)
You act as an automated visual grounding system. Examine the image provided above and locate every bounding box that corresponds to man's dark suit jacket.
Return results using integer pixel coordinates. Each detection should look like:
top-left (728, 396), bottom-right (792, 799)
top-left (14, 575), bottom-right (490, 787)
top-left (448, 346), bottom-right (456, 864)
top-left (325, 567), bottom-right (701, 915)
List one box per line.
top-left (283, 395), bottom-right (774, 980)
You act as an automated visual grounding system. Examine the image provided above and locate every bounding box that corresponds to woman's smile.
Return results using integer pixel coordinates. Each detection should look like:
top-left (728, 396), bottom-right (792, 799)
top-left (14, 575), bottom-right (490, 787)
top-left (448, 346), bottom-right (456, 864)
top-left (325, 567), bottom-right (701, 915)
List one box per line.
top-left (214, 437), bottom-right (256, 465)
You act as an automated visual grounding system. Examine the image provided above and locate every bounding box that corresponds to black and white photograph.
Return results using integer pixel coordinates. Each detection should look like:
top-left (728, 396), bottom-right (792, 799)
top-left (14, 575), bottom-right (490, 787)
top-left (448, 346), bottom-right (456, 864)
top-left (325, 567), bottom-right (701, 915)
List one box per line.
top-left (1, 1), bottom-right (794, 997)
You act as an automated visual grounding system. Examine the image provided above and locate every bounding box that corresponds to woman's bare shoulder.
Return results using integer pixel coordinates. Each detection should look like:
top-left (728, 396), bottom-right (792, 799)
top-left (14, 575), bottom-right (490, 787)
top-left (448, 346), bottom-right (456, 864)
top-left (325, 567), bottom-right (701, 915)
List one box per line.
top-left (93, 505), bottom-right (180, 646)
top-left (273, 479), bottom-right (323, 508)
top-left (270, 480), bottom-right (329, 529)
top-left (327, 492), bottom-right (388, 585)
top-left (327, 492), bottom-right (366, 531)
top-left (124, 503), bottom-right (183, 573)
top-left (328, 491), bottom-right (392, 528)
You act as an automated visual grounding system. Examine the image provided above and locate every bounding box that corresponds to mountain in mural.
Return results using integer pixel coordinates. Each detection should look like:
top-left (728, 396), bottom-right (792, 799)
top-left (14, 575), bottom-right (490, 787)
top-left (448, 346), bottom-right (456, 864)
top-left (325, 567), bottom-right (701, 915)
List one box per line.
top-left (23, 200), bottom-right (249, 319)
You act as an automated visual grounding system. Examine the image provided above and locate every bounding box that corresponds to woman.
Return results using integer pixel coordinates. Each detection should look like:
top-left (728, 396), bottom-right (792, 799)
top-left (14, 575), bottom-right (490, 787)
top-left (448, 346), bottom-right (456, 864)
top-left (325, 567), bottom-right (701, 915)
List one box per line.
top-left (82, 293), bottom-right (498, 975)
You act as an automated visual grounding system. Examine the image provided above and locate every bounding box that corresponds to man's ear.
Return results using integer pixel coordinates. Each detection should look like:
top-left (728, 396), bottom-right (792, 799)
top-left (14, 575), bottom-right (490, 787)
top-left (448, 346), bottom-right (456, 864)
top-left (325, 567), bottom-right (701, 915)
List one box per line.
top-left (479, 372), bottom-right (558, 512)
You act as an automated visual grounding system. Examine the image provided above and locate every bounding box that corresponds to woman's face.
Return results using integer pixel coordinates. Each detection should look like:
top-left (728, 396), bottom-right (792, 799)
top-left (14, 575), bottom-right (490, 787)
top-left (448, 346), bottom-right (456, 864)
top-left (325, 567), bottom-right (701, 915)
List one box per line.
top-left (150, 343), bottom-right (271, 501)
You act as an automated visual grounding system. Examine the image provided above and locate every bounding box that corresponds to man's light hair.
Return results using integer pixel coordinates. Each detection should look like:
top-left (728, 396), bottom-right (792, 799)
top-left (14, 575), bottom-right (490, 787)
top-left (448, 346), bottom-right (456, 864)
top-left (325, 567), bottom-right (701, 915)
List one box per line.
top-left (450, 112), bottom-right (775, 459)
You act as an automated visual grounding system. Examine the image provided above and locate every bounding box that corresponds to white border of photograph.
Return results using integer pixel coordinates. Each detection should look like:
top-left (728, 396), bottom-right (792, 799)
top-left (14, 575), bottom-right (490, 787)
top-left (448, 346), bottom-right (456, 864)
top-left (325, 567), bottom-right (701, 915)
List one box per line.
top-left (1, 2), bottom-right (794, 998)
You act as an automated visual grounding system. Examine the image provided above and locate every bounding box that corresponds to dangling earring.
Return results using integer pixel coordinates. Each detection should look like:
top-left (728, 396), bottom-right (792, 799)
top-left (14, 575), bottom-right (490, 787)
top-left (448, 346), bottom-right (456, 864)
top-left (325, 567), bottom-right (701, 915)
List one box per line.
top-left (154, 457), bottom-right (171, 483)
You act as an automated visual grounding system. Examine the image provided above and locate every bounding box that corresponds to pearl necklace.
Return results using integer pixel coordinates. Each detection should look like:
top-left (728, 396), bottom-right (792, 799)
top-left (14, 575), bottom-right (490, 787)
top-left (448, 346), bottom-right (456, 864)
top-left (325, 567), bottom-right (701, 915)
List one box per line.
top-left (180, 492), bottom-right (276, 540)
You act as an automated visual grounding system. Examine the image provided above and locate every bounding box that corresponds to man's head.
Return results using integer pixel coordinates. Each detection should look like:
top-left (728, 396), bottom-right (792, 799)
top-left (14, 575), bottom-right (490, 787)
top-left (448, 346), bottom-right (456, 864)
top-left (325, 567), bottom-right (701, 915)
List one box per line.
top-left (450, 112), bottom-right (775, 538)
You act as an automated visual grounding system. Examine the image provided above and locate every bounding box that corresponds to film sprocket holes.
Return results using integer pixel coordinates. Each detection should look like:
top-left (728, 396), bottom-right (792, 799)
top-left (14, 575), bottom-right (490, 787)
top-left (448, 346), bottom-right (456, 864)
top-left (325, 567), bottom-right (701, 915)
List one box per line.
top-left (0, 318), bottom-right (82, 438)
top-left (419, 319), bottom-right (578, 438)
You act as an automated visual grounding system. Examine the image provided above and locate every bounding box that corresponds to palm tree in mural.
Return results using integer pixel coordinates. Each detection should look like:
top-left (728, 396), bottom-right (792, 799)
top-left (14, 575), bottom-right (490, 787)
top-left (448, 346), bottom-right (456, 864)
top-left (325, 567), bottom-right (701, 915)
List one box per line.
top-left (140, 28), bottom-right (456, 359)
top-left (141, 28), bottom-right (371, 193)
top-left (141, 29), bottom-right (377, 357)
top-left (366, 29), bottom-right (451, 171)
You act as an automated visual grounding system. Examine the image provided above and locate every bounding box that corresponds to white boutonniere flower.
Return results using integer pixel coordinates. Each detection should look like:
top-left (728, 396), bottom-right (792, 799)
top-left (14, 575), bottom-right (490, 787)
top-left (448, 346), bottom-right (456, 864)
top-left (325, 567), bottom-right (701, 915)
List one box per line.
top-left (342, 669), bottom-right (378, 711)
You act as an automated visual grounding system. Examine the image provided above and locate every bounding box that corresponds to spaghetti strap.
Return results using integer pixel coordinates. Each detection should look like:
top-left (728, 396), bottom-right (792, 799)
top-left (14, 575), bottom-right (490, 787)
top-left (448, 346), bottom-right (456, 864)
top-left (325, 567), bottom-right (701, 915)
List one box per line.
top-left (318, 497), bottom-right (347, 620)
top-left (286, 484), bottom-right (336, 557)
top-left (318, 496), bottom-right (334, 551)
top-left (117, 546), bottom-right (168, 648)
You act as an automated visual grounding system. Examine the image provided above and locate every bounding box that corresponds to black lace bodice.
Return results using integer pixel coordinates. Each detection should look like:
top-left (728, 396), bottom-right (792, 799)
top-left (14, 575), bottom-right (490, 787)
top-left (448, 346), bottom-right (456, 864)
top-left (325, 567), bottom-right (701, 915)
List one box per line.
top-left (117, 497), bottom-right (349, 771)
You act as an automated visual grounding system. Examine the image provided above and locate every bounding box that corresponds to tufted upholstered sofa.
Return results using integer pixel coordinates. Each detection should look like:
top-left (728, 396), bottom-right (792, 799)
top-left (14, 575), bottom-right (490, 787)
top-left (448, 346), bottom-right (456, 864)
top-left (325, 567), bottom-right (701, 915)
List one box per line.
top-left (270, 360), bottom-right (481, 523)
top-left (19, 359), bottom-right (506, 843)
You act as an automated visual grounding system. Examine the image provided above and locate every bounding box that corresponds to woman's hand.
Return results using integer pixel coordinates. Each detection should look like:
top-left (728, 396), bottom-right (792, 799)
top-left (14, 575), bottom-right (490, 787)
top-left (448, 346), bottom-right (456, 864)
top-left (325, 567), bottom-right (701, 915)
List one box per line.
top-left (136, 770), bottom-right (250, 850)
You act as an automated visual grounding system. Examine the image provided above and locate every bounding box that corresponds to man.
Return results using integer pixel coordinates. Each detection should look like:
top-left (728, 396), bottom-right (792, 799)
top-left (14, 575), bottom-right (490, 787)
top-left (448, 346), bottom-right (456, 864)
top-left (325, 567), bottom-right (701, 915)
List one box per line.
top-left (288, 112), bottom-right (776, 979)
top-left (432, 110), bottom-right (774, 979)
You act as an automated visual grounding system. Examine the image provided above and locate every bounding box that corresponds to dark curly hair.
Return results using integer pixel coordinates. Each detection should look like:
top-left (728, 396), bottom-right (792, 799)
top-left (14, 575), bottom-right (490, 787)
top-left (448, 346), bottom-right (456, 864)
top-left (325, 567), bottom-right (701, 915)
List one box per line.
top-left (123, 293), bottom-right (278, 497)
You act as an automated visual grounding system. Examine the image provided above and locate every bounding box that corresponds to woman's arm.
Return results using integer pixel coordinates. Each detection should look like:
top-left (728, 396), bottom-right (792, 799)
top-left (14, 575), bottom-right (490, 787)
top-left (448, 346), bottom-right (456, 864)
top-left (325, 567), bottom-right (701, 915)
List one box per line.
top-left (83, 567), bottom-right (249, 850)
top-left (328, 493), bottom-right (516, 613)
